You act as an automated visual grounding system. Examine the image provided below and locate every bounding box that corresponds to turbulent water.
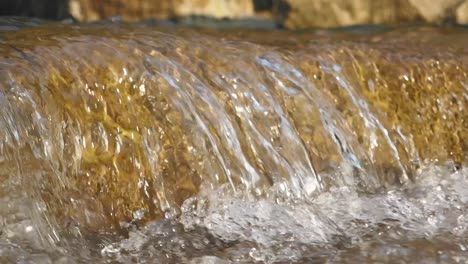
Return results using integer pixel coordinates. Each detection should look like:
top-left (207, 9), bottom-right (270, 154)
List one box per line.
top-left (0, 18), bottom-right (467, 263)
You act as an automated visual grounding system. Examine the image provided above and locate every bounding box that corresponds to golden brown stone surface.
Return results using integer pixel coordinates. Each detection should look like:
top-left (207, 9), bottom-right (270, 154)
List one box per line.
top-left (280, 0), bottom-right (468, 28)
top-left (68, 0), bottom-right (256, 22)
top-left (457, 0), bottom-right (468, 23)
top-left (279, 0), bottom-right (421, 28)
top-left (68, 0), bottom-right (176, 21)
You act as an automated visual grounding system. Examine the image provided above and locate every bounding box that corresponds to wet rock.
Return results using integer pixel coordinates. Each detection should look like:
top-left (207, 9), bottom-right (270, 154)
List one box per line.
top-left (277, 0), bottom-right (468, 28)
top-left (275, 0), bottom-right (421, 28)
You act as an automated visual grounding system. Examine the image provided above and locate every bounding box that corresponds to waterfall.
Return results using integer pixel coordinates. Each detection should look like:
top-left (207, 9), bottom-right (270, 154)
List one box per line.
top-left (0, 21), bottom-right (466, 262)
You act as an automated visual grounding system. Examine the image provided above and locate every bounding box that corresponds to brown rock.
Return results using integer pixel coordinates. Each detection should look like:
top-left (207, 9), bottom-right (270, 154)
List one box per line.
top-left (175, 0), bottom-right (254, 18)
top-left (68, 0), bottom-right (468, 27)
top-left (68, 0), bottom-right (255, 22)
top-left (276, 0), bottom-right (420, 28)
top-left (457, 0), bottom-right (468, 23)
top-left (68, 0), bottom-right (176, 21)
top-left (278, 0), bottom-right (468, 28)
top-left (409, 0), bottom-right (464, 22)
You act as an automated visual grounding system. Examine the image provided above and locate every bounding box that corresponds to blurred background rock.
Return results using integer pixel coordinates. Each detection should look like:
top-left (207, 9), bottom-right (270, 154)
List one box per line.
top-left (0, 0), bottom-right (467, 28)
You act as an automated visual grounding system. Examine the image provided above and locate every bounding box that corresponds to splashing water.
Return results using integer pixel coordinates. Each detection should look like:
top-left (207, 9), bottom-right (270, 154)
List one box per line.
top-left (0, 20), bottom-right (467, 263)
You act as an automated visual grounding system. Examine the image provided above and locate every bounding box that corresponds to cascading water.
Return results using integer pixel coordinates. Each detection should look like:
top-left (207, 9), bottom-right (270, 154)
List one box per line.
top-left (0, 18), bottom-right (467, 263)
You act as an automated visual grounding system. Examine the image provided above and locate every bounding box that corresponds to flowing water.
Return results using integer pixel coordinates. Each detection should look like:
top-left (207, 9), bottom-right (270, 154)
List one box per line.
top-left (0, 18), bottom-right (467, 263)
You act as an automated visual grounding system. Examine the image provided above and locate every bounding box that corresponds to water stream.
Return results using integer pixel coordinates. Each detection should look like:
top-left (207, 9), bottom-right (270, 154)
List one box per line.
top-left (0, 19), bottom-right (467, 263)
